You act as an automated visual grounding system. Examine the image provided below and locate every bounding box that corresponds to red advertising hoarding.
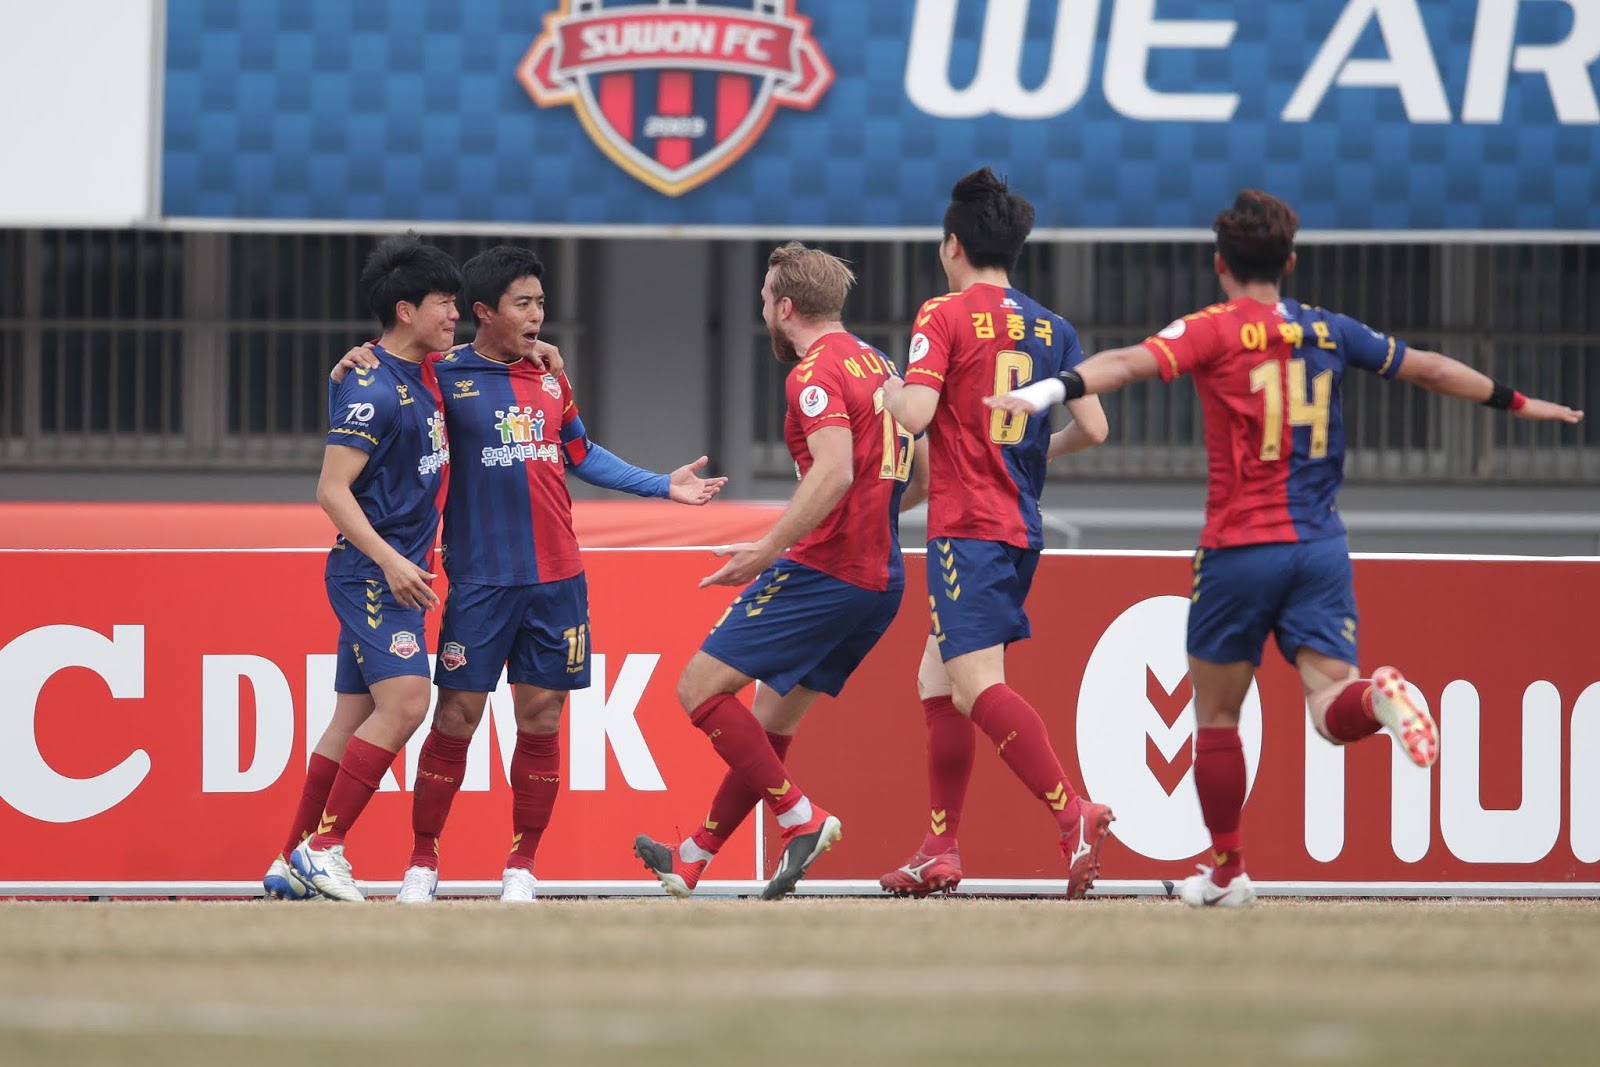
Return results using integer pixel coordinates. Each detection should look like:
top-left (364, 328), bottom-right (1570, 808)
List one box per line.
top-left (2, 547), bottom-right (1596, 895)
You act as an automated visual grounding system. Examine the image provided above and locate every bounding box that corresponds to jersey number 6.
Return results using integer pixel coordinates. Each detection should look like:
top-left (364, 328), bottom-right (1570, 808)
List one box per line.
top-left (989, 350), bottom-right (1034, 445)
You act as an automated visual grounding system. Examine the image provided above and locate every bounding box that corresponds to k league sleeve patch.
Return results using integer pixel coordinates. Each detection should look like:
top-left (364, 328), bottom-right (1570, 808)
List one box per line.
top-left (799, 385), bottom-right (829, 418)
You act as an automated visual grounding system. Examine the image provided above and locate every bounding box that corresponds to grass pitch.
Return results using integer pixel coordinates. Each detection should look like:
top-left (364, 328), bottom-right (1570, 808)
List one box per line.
top-left (0, 897), bottom-right (1596, 1066)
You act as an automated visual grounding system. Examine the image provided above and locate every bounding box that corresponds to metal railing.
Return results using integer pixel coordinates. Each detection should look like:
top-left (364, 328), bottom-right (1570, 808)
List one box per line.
top-left (1, 230), bottom-right (1595, 482)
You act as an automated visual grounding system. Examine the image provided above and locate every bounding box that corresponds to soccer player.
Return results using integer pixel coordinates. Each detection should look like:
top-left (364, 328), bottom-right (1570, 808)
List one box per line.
top-left (877, 168), bottom-right (1115, 900)
top-left (988, 189), bottom-right (1585, 907)
top-left (632, 242), bottom-right (929, 900)
top-left (262, 233), bottom-right (459, 903)
top-left (330, 245), bottom-right (726, 903)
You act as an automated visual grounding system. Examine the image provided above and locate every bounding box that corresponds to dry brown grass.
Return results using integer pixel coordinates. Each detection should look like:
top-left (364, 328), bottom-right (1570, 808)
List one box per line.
top-left (0, 897), bottom-right (1597, 1066)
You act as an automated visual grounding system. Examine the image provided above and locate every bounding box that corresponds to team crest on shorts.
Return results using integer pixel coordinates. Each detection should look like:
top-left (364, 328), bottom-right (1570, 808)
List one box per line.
top-left (440, 642), bottom-right (468, 671)
top-left (517, 0), bottom-right (833, 197)
top-left (389, 631), bottom-right (421, 659)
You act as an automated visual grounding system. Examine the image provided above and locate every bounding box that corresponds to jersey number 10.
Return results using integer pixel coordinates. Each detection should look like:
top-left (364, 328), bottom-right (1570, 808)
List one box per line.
top-left (873, 387), bottom-right (915, 481)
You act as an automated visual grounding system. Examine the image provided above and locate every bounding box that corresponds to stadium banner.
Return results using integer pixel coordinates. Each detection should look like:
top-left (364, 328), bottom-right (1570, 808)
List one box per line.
top-left (158, 0), bottom-right (1600, 234)
top-left (2, 547), bottom-right (1597, 897)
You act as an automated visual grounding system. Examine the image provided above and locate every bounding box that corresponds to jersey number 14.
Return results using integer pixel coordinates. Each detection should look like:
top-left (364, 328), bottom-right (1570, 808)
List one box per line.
top-left (1249, 357), bottom-right (1333, 460)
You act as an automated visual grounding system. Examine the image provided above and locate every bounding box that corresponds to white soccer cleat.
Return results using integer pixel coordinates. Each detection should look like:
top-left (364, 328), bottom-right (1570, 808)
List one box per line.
top-left (1370, 666), bottom-right (1438, 768)
top-left (396, 865), bottom-right (438, 904)
top-left (1177, 866), bottom-right (1255, 909)
top-left (290, 840), bottom-right (364, 903)
top-left (499, 867), bottom-right (538, 902)
top-left (263, 855), bottom-right (317, 901)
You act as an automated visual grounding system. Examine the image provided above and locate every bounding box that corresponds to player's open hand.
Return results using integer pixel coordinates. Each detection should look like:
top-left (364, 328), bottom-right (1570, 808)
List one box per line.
top-left (380, 555), bottom-right (440, 611)
top-left (700, 542), bottom-right (776, 589)
top-left (983, 392), bottom-right (1039, 418)
top-left (330, 342), bottom-right (380, 384)
top-left (1515, 398), bottom-right (1585, 424)
top-left (669, 456), bottom-right (729, 506)
top-left (530, 339), bottom-right (565, 376)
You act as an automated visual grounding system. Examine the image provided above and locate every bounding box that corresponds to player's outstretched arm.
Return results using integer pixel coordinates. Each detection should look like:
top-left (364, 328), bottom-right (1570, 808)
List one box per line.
top-left (700, 425), bottom-right (853, 589)
top-left (666, 456), bottom-right (729, 505)
top-left (986, 344), bottom-right (1162, 416)
top-left (1395, 349), bottom-right (1585, 423)
top-left (316, 445), bottom-right (439, 610)
top-left (1047, 395), bottom-right (1110, 459)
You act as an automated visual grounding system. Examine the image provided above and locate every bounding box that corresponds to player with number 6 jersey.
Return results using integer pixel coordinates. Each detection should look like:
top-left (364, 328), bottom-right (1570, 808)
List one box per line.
top-left (990, 189), bottom-right (1584, 908)
top-left (881, 168), bottom-right (1114, 902)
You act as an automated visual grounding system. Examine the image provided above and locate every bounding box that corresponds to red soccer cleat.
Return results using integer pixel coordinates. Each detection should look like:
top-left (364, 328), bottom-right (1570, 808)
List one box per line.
top-left (879, 846), bottom-right (963, 898)
top-left (761, 806), bottom-right (843, 900)
top-left (1061, 801), bottom-right (1115, 900)
top-left (1370, 666), bottom-right (1439, 768)
top-left (633, 835), bottom-right (708, 898)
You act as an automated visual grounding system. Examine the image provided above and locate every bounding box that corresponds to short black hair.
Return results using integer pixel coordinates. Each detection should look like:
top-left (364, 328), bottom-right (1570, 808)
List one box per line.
top-left (359, 232), bottom-right (462, 329)
top-left (942, 167), bottom-right (1035, 272)
top-left (1213, 190), bottom-right (1299, 283)
top-left (462, 246), bottom-right (546, 325)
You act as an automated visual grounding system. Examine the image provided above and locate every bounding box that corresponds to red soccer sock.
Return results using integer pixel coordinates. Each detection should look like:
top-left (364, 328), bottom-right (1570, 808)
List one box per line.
top-left (409, 727), bottom-right (472, 870)
top-left (1194, 727), bottom-right (1246, 886)
top-left (308, 737), bottom-right (399, 849)
top-left (690, 694), bottom-right (804, 819)
top-left (281, 752), bottom-right (339, 859)
top-left (506, 731), bottom-right (561, 873)
top-left (1324, 679), bottom-right (1383, 742)
top-left (919, 696), bottom-right (975, 855)
top-left (969, 685), bottom-right (1083, 833)
top-left (691, 731), bottom-right (794, 855)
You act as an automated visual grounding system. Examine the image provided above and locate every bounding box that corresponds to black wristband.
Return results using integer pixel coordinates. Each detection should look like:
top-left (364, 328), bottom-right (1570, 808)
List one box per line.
top-left (1483, 380), bottom-right (1516, 410)
top-left (1057, 369), bottom-right (1087, 402)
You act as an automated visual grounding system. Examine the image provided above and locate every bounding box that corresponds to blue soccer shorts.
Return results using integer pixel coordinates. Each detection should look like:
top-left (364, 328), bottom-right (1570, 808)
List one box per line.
top-left (928, 537), bottom-right (1040, 661)
top-left (433, 574), bottom-right (592, 692)
top-left (1186, 534), bottom-right (1359, 668)
top-left (700, 559), bottom-right (903, 697)
top-left (327, 576), bottom-right (432, 693)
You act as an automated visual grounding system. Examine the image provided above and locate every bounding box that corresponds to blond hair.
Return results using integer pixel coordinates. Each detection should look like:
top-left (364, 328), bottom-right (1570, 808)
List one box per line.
top-left (766, 241), bottom-right (855, 320)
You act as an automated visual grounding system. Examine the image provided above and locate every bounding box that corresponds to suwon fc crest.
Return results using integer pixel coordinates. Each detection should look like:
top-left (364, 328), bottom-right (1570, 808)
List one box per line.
top-left (519, 0), bottom-right (833, 197)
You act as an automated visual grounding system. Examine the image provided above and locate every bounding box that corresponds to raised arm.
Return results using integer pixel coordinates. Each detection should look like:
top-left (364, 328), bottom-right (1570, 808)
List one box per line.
top-left (1396, 349), bottom-right (1584, 423)
top-left (987, 344), bottom-right (1163, 416)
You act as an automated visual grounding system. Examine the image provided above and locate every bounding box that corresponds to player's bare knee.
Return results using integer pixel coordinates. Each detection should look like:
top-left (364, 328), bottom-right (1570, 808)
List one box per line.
top-left (432, 689), bottom-right (485, 736)
top-left (515, 693), bottom-right (565, 735)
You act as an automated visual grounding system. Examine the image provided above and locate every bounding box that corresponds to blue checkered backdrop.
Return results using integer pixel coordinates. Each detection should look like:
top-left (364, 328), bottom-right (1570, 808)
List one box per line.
top-left (161, 0), bottom-right (1600, 231)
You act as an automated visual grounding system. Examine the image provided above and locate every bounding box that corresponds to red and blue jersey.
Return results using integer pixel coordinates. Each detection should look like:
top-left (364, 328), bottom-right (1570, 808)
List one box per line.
top-left (906, 283), bottom-right (1082, 550)
top-left (323, 345), bottom-right (450, 579)
top-left (431, 346), bottom-right (589, 585)
top-left (783, 332), bottom-right (912, 592)
top-left (1143, 296), bottom-right (1407, 549)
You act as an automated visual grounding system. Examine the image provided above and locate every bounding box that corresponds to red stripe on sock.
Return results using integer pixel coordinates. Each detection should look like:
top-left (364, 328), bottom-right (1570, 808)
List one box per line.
top-left (692, 730), bottom-right (793, 855)
top-left (310, 737), bottom-right (399, 847)
top-left (281, 751), bottom-right (339, 858)
top-left (969, 684), bottom-right (1082, 833)
top-left (1324, 678), bottom-right (1382, 742)
top-left (1194, 727), bottom-right (1246, 885)
top-left (919, 696), bottom-right (974, 854)
top-left (507, 730), bottom-right (561, 873)
top-left (409, 727), bottom-right (471, 870)
top-left (691, 693), bottom-right (802, 817)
